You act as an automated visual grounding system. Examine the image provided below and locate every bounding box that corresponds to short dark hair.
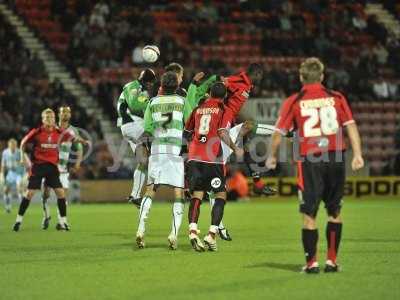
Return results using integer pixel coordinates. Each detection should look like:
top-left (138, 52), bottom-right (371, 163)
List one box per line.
top-left (138, 68), bottom-right (156, 83)
top-left (247, 63), bottom-right (263, 76)
top-left (161, 71), bottom-right (178, 94)
top-left (165, 62), bottom-right (183, 74)
top-left (210, 82), bottom-right (227, 99)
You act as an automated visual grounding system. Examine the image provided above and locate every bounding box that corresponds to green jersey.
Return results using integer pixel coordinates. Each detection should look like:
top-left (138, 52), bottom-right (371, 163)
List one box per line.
top-left (117, 80), bottom-right (151, 127)
top-left (186, 75), bottom-right (218, 111)
top-left (58, 125), bottom-right (82, 173)
top-left (144, 94), bottom-right (192, 156)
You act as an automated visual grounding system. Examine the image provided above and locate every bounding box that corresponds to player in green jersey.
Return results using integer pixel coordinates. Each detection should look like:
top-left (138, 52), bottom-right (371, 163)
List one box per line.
top-left (135, 71), bottom-right (192, 250)
top-left (41, 106), bottom-right (83, 230)
top-left (117, 69), bottom-right (157, 208)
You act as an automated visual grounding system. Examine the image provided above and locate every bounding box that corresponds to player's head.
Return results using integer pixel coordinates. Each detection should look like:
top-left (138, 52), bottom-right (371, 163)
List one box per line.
top-left (210, 82), bottom-right (227, 99)
top-left (7, 138), bottom-right (17, 150)
top-left (41, 108), bottom-right (56, 127)
top-left (138, 68), bottom-right (157, 91)
top-left (58, 106), bottom-right (71, 123)
top-left (161, 71), bottom-right (178, 95)
top-left (247, 63), bottom-right (263, 86)
top-left (299, 57), bottom-right (324, 84)
top-left (165, 62), bottom-right (184, 85)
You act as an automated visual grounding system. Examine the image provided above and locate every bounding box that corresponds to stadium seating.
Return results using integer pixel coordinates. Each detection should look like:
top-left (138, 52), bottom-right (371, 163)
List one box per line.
top-left (11, 0), bottom-right (400, 175)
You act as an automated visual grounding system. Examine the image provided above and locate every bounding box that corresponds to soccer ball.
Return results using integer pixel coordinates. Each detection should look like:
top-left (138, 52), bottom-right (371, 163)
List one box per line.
top-left (142, 45), bottom-right (160, 63)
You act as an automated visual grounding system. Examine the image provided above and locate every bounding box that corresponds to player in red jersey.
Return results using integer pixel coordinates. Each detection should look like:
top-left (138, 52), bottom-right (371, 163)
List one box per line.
top-left (266, 58), bottom-right (364, 273)
top-left (223, 63), bottom-right (277, 196)
top-left (12, 108), bottom-right (88, 232)
top-left (185, 82), bottom-right (244, 252)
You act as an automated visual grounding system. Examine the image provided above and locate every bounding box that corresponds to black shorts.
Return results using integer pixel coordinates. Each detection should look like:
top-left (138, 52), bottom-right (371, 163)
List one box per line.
top-left (187, 161), bottom-right (226, 193)
top-left (297, 151), bottom-right (345, 218)
top-left (28, 163), bottom-right (62, 190)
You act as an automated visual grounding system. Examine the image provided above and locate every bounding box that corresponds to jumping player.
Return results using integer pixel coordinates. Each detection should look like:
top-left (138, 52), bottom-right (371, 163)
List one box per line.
top-left (266, 57), bottom-right (364, 273)
top-left (117, 68), bottom-right (157, 207)
top-left (41, 106), bottom-right (83, 230)
top-left (185, 82), bottom-right (244, 252)
top-left (12, 108), bottom-right (88, 231)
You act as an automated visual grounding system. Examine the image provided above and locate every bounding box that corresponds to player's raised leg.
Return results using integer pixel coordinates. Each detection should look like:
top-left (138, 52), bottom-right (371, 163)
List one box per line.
top-left (129, 143), bottom-right (148, 208)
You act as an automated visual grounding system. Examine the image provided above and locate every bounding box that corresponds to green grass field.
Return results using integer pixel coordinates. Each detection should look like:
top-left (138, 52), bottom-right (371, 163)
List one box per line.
top-left (1, 199), bottom-right (399, 300)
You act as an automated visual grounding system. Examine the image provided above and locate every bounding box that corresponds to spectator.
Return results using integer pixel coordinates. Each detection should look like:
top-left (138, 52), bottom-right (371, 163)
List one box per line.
top-left (373, 42), bottom-right (389, 65)
top-left (373, 76), bottom-right (390, 99)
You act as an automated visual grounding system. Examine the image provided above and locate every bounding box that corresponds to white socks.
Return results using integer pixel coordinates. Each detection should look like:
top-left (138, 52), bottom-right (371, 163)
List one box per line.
top-left (171, 202), bottom-right (184, 237)
top-left (189, 222), bottom-right (198, 233)
top-left (209, 225), bottom-right (218, 234)
top-left (137, 196), bottom-right (152, 235)
top-left (131, 167), bottom-right (147, 199)
top-left (255, 123), bottom-right (275, 136)
top-left (208, 193), bottom-right (225, 230)
top-left (16, 215), bottom-right (23, 223)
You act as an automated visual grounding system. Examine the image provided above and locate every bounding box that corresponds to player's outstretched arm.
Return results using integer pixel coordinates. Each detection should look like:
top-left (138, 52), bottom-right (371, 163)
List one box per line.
top-left (218, 128), bottom-right (244, 159)
top-left (266, 131), bottom-right (282, 170)
top-left (346, 123), bottom-right (364, 171)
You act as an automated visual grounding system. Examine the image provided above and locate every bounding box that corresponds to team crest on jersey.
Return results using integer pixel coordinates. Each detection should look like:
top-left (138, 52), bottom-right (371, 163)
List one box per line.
top-left (211, 177), bottom-right (222, 188)
top-left (138, 91), bottom-right (149, 103)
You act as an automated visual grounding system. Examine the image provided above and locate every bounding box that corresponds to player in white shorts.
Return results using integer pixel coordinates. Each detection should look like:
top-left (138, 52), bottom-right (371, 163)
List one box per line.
top-left (41, 106), bottom-right (83, 230)
top-left (117, 69), bottom-right (157, 207)
top-left (135, 71), bottom-right (192, 250)
top-left (0, 139), bottom-right (27, 213)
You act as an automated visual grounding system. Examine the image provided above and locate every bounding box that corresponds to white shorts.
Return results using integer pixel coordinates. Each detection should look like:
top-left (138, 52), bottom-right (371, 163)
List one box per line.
top-left (221, 123), bottom-right (243, 164)
top-left (147, 154), bottom-right (184, 188)
top-left (120, 118), bottom-right (144, 153)
top-left (60, 173), bottom-right (70, 189)
top-left (5, 172), bottom-right (23, 190)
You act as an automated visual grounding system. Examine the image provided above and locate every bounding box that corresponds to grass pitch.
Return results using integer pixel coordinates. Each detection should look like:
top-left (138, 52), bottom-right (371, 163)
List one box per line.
top-left (0, 199), bottom-right (399, 300)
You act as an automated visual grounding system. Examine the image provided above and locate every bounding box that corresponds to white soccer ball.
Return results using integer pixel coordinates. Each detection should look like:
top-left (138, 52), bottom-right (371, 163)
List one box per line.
top-left (142, 45), bottom-right (160, 63)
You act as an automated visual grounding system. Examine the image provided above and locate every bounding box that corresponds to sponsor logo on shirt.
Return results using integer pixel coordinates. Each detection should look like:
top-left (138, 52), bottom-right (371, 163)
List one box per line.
top-left (41, 144), bottom-right (58, 149)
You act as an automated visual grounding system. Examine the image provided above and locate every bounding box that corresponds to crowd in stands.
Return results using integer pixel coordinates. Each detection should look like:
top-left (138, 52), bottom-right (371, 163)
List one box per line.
top-left (0, 14), bottom-right (109, 179)
top-left (4, 0), bottom-right (400, 176)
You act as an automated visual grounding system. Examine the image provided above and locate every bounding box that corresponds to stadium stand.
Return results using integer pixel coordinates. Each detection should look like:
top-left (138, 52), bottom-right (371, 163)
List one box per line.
top-left (4, 0), bottom-right (400, 175)
top-left (0, 13), bottom-right (118, 179)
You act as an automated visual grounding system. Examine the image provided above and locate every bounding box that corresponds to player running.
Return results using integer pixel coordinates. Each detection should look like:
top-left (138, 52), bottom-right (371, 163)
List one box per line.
top-left (117, 68), bottom-right (157, 207)
top-left (1, 139), bottom-right (27, 213)
top-left (135, 71), bottom-right (192, 250)
top-left (185, 82), bottom-right (244, 252)
top-left (266, 57), bottom-right (364, 273)
top-left (41, 106), bottom-right (83, 230)
top-left (12, 108), bottom-right (88, 232)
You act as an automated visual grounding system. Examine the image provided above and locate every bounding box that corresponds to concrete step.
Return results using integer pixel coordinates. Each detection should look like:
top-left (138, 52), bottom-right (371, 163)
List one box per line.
top-left (0, 3), bottom-right (114, 140)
